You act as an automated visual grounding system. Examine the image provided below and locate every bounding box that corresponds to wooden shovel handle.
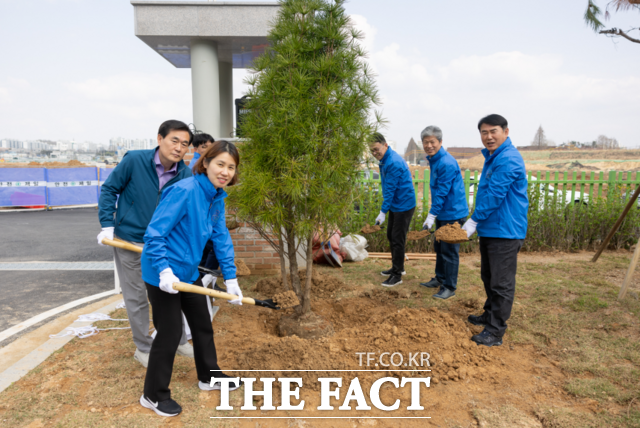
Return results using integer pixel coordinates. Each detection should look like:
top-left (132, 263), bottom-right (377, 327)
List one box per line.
top-left (172, 282), bottom-right (256, 306)
top-left (102, 238), bottom-right (143, 254)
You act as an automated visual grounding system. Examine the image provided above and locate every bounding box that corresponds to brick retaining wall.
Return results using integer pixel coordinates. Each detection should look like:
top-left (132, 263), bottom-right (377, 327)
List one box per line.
top-left (229, 223), bottom-right (280, 275)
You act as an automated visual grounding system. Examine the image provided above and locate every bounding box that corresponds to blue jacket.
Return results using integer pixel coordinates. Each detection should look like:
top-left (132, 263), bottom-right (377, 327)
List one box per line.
top-left (141, 172), bottom-right (237, 286)
top-left (189, 152), bottom-right (200, 171)
top-left (379, 147), bottom-right (416, 213)
top-left (99, 149), bottom-right (192, 243)
top-left (471, 138), bottom-right (528, 239)
top-left (427, 147), bottom-right (469, 220)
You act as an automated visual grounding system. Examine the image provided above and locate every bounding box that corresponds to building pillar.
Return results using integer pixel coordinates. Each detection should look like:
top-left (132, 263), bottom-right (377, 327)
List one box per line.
top-left (190, 39), bottom-right (220, 138)
top-left (219, 61), bottom-right (234, 139)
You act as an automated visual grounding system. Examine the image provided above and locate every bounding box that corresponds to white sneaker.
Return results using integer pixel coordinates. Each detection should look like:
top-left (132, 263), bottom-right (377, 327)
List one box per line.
top-left (134, 349), bottom-right (149, 368)
top-left (176, 342), bottom-right (194, 359)
top-left (198, 379), bottom-right (242, 391)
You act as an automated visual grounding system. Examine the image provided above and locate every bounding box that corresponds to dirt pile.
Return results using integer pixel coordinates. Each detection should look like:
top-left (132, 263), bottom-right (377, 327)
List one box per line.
top-left (236, 305), bottom-right (500, 391)
top-left (361, 288), bottom-right (421, 302)
top-left (273, 290), bottom-right (300, 309)
top-left (435, 223), bottom-right (468, 243)
top-left (235, 259), bottom-right (251, 276)
top-left (361, 224), bottom-right (382, 234)
top-left (546, 161), bottom-right (598, 171)
top-left (253, 269), bottom-right (346, 299)
top-left (407, 229), bottom-right (430, 241)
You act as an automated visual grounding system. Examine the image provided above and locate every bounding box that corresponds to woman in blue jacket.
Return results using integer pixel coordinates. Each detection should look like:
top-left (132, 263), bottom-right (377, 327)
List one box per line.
top-left (139, 140), bottom-right (242, 417)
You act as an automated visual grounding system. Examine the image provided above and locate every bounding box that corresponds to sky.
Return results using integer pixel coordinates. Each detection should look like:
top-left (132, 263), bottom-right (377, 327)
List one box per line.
top-left (0, 0), bottom-right (639, 152)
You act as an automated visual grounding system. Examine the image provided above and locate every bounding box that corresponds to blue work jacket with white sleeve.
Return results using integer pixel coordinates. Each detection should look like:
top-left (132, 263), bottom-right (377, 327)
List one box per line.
top-left (471, 137), bottom-right (528, 239)
top-left (379, 147), bottom-right (416, 213)
top-left (427, 147), bottom-right (469, 220)
top-left (141, 172), bottom-right (237, 286)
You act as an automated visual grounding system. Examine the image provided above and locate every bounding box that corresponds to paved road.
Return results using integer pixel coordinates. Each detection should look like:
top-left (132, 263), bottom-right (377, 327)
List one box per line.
top-left (0, 208), bottom-right (116, 334)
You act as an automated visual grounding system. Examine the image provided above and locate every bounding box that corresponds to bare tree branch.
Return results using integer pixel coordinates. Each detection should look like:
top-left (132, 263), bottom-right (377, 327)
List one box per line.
top-left (599, 27), bottom-right (640, 43)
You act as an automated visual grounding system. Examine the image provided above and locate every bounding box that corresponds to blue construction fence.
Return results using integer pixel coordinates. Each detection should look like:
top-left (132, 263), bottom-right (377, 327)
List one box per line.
top-left (0, 167), bottom-right (115, 208)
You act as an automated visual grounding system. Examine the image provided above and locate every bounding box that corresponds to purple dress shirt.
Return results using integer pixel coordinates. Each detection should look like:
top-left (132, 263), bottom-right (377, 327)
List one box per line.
top-left (154, 150), bottom-right (178, 190)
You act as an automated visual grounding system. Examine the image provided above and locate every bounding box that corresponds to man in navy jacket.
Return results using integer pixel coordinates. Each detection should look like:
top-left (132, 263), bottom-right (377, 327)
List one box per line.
top-left (97, 120), bottom-right (195, 367)
top-left (370, 133), bottom-right (416, 287)
top-left (462, 114), bottom-right (528, 347)
top-left (419, 126), bottom-right (469, 300)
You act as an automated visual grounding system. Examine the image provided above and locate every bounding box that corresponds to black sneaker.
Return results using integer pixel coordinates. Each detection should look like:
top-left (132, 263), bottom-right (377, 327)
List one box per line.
top-left (381, 275), bottom-right (403, 287)
top-left (471, 330), bottom-right (503, 347)
top-left (381, 268), bottom-right (406, 276)
top-left (420, 278), bottom-right (441, 288)
top-left (199, 373), bottom-right (243, 391)
top-left (432, 287), bottom-right (455, 300)
top-left (467, 314), bottom-right (487, 326)
top-left (140, 394), bottom-right (182, 417)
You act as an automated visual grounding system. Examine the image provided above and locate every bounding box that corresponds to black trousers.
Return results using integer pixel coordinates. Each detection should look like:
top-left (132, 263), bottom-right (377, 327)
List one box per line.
top-left (200, 240), bottom-right (220, 270)
top-left (479, 237), bottom-right (524, 337)
top-left (144, 278), bottom-right (222, 402)
top-left (387, 207), bottom-right (415, 275)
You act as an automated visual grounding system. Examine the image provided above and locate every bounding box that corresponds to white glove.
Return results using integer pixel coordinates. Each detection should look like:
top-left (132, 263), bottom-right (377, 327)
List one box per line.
top-left (461, 219), bottom-right (478, 238)
top-left (224, 278), bottom-right (243, 305)
top-left (159, 268), bottom-right (180, 294)
top-left (375, 211), bottom-right (386, 226)
top-left (423, 213), bottom-right (436, 230)
top-left (97, 227), bottom-right (114, 246)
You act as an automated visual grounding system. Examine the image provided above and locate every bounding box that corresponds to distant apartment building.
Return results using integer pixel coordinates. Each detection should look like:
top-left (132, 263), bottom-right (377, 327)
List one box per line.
top-left (109, 137), bottom-right (156, 152)
top-left (1, 139), bottom-right (24, 150)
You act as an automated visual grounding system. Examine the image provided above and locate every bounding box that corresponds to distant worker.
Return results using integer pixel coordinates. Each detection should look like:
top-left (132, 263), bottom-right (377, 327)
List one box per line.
top-left (139, 140), bottom-right (242, 418)
top-left (462, 114), bottom-right (528, 347)
top-left (97, 120), bottom-right (195, 367)
top-left (369, 132), bottom-right (416, 287)
top-left (419, 126), bottom-right (469, 300)
top-left (189, 133), bottom-right (214, 172)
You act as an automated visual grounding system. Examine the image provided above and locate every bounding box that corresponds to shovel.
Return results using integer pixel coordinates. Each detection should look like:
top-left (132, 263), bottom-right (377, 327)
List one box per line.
top-left (172, 282), bottom-right (282, 310)
top-left (101, 238), bottom-right (282, 310)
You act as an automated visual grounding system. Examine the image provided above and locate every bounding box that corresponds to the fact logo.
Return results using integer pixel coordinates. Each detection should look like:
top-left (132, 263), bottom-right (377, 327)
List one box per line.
top-left (212, 375), bottom-right (431, 412)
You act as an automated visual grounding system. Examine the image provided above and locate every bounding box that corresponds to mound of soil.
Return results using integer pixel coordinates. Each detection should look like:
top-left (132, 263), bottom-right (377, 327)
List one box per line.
top-left (236, 259), bottom-right (251, 276)
top-left (28, 160), bottom-right (88, 167)
top-left (273, 290), bottom-right (300, 309)
top-left (407, 229), bottom-right (430, 241)
top-left (435, 223), bottom-right (468, 243)
top-left (546, 161), bottom-right (599, 171)
top-left (361, 224), bottom-right (381, 234)
top-left (236, 305), bottom-right (501, 391)
top-left (253, 269), bottom-right (346, 299)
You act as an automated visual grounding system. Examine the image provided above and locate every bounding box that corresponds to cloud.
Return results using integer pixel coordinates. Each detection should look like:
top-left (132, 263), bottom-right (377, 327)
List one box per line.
top-left (350, 15), bottom-right (640, 150)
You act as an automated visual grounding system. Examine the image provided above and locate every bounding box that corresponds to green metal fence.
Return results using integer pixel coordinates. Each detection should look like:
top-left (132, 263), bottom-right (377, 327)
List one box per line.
top-left (357, 169), bottom-right (640, 215)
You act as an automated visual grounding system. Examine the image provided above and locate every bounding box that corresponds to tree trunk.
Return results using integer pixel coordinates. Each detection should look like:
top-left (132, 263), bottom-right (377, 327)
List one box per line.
top-left (302, 233), bottom-right (314, 314)
top-left (278, 229), bottom-right (289, 291)
top-left (286, 227), bottom-right (303, 315)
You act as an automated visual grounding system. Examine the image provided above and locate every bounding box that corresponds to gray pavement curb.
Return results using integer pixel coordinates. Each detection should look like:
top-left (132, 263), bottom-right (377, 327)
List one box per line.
top-left (0, 298), bottom-right (123, 395)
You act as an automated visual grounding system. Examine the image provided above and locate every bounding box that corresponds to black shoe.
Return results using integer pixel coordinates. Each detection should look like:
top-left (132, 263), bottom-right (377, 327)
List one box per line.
top-left (420, 278), bottom-right (442, 288)
top-left (199, 373), bottom-right (243, 391)
top-left (471, 330), bottom-right (503, 347)
top-left (468, 314), bottom-right (487, 326)
top-left (432, 287), bottom-right (455, 300)
top-left (382, 275), bottom-right (403, 287)
top-left (381, 268), bottom-right (406, 276)
top-left (140, 394), bottom-right (182, 417)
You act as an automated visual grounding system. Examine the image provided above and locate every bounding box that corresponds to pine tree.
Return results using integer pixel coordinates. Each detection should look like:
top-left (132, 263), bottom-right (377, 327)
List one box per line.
top-left (532, 126), bottom-right (548, 147)
top-left (229, 0), bottom-right (382, 323)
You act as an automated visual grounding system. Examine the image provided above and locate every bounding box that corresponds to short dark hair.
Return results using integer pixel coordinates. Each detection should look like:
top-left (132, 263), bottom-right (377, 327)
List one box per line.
top-left (372, 132), bottom-right (387, 144)
top-left (158, 120), bottom-right (194, 144)
top-left (477, 114), bottom-right (508, 131)
top-left (194, 140), bottom-right (240, 186)
top-left (192, 133), bottom-right (214, 148)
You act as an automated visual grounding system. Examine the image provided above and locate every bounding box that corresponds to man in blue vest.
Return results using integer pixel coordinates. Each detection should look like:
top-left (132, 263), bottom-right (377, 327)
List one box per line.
top-left (419, 126), bottom-right (469, 300)
top-left (370, 133), bottom-right (416, 287)
top-left (462, 114), bottom-right (528, 347)
top-left (97, 120), bottom-right (195, 366)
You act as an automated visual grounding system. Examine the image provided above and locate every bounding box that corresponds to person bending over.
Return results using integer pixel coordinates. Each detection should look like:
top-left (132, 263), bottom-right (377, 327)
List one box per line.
top-left (139, 140), bottom-right (243, 417)
top-left (369, 133), bottom-right (416, 287)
